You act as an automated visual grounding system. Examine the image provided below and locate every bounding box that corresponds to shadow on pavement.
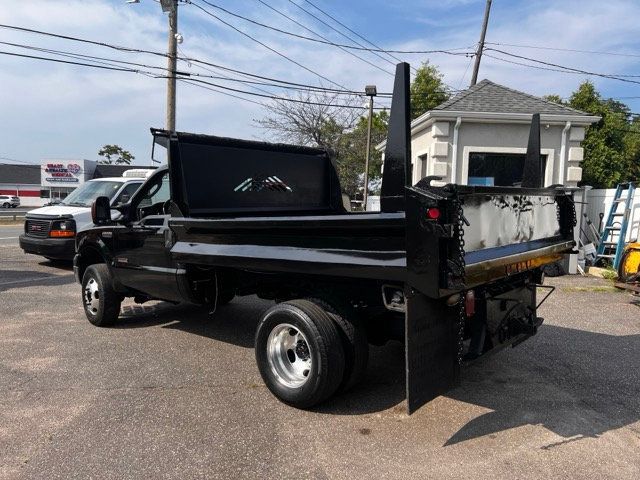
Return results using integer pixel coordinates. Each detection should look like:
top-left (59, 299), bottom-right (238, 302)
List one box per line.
top-left (112, 297), bottom-right (407, 414)
top-left (444, 325), bottom-right (640, 446)
top-left (0, 269), bottom-right (75, 293)
top-left (38, 259), bottom-right (73, 271)
top-left (107, 300), bottom-right (640, 424)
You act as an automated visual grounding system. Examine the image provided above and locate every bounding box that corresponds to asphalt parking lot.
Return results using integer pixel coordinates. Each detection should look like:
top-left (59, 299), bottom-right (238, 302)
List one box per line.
top-left (1, 225), bottom-right (639, 479)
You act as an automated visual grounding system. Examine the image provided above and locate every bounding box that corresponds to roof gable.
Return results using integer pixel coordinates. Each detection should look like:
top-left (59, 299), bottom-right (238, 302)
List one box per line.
top-left (434, 79), bottom-right (589, 116)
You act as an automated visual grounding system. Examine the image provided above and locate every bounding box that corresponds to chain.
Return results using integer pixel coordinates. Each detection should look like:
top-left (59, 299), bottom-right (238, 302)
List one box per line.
top-left (453, 195), bottom-right (467, 365)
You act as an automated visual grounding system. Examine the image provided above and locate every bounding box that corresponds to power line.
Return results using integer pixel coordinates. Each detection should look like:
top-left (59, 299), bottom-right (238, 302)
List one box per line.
top-left (0, 23), bottom-right (458, 98)
top-left (299, 0), bottom-right (403, 66)
top-left (251, 0), bottom-right (393, 77)
top-left (485, 48), bottom-right (640, 86)
top-left (189, 0), bottom-right (351, 91)
top-left (0, 47), bottom-right (387, 111)
top-left (287, 0), bottom-right (397, 72)
top-left (486, 41), bottom-right (640, 59)
top-left (294, 0), bottom-right (469, 93)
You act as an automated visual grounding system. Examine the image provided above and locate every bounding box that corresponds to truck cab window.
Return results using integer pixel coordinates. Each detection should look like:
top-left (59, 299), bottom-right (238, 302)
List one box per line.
top-left (114, 182), bottom-right (142, 206)
top-left (135, 172), bottom-right (170, 219)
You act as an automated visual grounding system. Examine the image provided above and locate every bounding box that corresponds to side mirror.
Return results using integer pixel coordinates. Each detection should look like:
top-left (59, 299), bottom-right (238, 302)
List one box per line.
top-left (91, 196), bottom-right (111, 225)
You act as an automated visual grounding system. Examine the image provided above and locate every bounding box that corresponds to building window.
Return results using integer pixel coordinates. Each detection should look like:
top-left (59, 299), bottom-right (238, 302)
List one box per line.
top-left (40, 189), bottom-right (50, 199)
top-left (418, 153), bottom-right (428, 178)
top-left (468, 152), bottom-right (547, 186)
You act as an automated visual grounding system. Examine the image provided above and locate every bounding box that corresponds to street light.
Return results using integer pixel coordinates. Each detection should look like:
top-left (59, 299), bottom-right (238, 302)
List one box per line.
top-left (363, 85), bottom-right (377, 211)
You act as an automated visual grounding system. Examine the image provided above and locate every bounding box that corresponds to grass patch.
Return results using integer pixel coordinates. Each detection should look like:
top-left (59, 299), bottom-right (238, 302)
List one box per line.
top-left (600, 269), bottom-right (618, 280)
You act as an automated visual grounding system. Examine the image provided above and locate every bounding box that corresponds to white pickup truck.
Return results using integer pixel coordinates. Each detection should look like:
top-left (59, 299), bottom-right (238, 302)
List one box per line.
top-left (20, 169), bottom-right (153, 260)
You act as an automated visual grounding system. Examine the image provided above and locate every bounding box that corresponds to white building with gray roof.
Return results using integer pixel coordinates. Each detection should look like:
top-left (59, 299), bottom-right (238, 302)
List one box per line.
top-left (380, 79), bottom-right (601, 188)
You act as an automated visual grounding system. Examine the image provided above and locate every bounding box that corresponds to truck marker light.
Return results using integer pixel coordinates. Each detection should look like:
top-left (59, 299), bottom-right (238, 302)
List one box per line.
top-left (426, 207), bottom-right (440, 220)
top-left (50, 230), bottom-right (75, 238)
top-left (464, 290), bottom-right (475, 317)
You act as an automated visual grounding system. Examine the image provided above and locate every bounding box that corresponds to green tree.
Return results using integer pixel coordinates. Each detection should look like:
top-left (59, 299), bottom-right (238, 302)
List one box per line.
top-left (624, 116), bottom-right (640, 181)
top-left (542, 94), bottom-right (564, 105)
top-left (98, 144), bottom-right (135, 165)
top-left (335, 110), bottom-right (389, 198)
top-left (410, 62), bottom-right (450, 120)
top-left (567, 81), bottom-right (630, 188)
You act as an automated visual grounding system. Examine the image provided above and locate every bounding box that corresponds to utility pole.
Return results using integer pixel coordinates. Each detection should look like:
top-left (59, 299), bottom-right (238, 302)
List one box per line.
top-left (470, 0), bottom-right (492, 86)
top-left (129, 0), bottom-right (179, 131)
top-left (164, 0), bottom-right (178, 132)
top-left (363, 85), bottom-right (377, 211)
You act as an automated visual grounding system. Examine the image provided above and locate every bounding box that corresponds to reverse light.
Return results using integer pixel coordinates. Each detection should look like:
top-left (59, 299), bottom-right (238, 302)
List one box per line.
top-left (426, 207), bottom-right (441, 220)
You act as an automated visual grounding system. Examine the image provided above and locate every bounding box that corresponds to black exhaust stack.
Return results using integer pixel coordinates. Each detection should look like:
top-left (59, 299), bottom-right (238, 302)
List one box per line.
top-left (381, 62), bottom-right (411, 212)
top-left (521, 113), bottom-right (542, 188)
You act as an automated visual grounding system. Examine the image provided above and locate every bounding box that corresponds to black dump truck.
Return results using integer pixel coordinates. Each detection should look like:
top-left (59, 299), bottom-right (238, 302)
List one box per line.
top-left (74, 64), bottom-right (576, 413)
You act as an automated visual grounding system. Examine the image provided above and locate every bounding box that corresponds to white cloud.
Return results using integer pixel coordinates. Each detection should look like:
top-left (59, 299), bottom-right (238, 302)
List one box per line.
top-left (0, 0), bottom-right (638, 165)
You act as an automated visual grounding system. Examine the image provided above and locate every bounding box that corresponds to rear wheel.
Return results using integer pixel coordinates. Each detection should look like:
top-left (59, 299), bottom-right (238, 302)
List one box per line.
top-left (306, 297), bottom-right (368, 392)
top-left (255, 299), bottom-right (345, 408)
top-left (81, 264), bottom-right (122, 327)
top-left (1, 202), bottom-right (9, 208)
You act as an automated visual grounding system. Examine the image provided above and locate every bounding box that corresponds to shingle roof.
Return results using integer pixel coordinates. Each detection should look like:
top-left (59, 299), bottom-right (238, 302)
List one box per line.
top-left (93, 164), bottom-right (156, 179)
top-left (434, 79), bottom-right (589, 116)
top-left (0, 163), bottom-right (41, 185)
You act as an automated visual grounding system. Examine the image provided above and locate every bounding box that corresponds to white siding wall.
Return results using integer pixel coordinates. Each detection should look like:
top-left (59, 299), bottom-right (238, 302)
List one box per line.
top-left (585, 188), bottom-right (640, 243)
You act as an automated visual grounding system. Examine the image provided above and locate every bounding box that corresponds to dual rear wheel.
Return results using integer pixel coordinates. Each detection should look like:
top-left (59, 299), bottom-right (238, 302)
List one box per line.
top-left (255, 298), bottom-right (368, 409)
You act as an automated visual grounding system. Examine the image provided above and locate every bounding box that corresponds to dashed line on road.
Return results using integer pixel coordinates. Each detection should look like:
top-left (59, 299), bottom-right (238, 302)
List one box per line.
top-left (0, 236), bottom-right (18, 240)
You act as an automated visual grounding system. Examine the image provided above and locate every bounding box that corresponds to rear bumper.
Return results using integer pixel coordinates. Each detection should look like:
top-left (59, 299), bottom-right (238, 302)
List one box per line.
top-left (19, 234), bottom-right (75, 260)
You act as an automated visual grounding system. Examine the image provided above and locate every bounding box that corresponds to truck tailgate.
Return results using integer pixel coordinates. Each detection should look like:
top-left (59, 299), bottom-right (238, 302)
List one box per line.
top-left (406, 183), bottom-right (576, 298)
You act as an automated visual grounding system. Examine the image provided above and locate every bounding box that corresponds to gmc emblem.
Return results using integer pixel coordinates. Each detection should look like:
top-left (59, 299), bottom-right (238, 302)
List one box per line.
top-left (30, 225), bottom-right (42, 231)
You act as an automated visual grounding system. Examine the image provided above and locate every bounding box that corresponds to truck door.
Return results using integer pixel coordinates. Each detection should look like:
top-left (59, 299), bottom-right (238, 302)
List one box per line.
top-left (112, 169), bottom-right (183, 302)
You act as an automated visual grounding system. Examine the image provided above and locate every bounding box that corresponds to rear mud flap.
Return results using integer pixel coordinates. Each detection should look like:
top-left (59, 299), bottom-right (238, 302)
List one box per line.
top-left (405, 287), bottom-right (460, 414)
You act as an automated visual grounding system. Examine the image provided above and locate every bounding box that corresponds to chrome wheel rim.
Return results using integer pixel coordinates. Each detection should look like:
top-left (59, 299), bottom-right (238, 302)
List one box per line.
top-left (84, 277), bottom-right (100, 315)
top-left (267, 323), bottom-right (312, 388)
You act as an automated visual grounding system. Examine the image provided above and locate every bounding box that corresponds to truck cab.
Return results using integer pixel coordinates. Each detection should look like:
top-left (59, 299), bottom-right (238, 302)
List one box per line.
top-left (20, 170), bottom-right (153, 260)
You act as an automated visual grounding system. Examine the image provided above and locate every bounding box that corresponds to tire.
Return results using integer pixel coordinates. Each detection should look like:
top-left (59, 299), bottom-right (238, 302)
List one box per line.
top-left (306, 297), bottom-right (368, 392)
top-left (81, 264), bottom-right (122, 327)
top-left (255, 299), bottom-right (345, 409)
top-left (1, 203), bottom-right (9, 208)
top-left (618, 247), bottom-right (640, 283)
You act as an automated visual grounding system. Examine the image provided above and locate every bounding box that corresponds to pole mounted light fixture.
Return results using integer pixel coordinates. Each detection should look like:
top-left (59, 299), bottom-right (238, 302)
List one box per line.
top-left (363, 85), bottom-right (377, 211)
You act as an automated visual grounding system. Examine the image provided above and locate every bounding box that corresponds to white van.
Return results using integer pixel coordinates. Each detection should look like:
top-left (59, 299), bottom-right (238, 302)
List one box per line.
top-left (19, 169), bottom-right (153, 260)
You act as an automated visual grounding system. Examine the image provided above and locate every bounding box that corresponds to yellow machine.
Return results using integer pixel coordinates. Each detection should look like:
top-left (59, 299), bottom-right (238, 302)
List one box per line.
top-left (618, 242), bottom-right (640, 283)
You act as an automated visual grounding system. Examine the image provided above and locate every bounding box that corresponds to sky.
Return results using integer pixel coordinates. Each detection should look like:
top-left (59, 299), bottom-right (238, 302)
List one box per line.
top-left (1, 0), bottom-right (639, 166)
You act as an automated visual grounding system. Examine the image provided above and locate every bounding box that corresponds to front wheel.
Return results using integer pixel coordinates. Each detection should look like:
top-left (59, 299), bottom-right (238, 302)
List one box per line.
top-left (255, 299), bottom-right (345, 409)
top-left (82, 264), bottom-right (122, 326)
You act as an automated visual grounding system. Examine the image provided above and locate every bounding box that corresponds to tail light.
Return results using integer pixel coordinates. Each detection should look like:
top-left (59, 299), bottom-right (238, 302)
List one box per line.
top-left (426, 207), bottom-right (441, 220)
top-left (464, 290), bottom-right (475, 317)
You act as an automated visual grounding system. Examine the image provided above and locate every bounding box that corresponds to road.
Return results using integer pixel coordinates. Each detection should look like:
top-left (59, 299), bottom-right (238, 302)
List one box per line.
top-left (0, 241), bottom-right (639, 479)
top-left (0, 225), bottom-right (23, 246)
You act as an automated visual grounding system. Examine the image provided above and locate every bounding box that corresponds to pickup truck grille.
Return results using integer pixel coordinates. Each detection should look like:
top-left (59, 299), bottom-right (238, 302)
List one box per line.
top-left (25, 219), bottom-right (51, 238)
